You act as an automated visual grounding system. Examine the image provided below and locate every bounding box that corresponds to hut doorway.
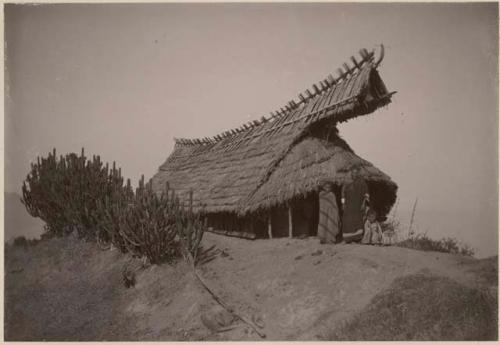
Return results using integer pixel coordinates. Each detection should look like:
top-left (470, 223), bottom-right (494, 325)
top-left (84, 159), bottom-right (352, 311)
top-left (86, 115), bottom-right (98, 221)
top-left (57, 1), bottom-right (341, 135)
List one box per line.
top-left (342, 176), bottom-right (368, 242)
top-left (290, 194), bottom-right (318, 238)
top-left (317, 183), bottom-right (342, 243)
top-left (269, 205), bottom-right (290, 238)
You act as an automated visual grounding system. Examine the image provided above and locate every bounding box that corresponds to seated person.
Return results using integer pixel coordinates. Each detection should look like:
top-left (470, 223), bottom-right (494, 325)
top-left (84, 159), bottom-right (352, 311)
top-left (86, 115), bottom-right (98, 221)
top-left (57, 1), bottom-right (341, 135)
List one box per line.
top-left (382, 225), bottom-right (396, 246)
top-left (361, 209), bottom-right (383, 245)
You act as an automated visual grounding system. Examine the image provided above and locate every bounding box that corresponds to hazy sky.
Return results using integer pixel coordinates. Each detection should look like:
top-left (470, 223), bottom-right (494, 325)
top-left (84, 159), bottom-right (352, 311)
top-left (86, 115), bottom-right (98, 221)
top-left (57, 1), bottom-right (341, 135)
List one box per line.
top-left (5, 3), bottom-right (498, 257)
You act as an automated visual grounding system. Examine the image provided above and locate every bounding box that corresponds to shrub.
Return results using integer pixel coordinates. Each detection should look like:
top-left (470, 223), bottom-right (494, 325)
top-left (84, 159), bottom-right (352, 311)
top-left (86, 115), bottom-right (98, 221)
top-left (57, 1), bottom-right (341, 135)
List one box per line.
top-left (397, 234), bottom-right (475, 257)
top-left (12, 236), bottom-right (28, 248)
top-left (21, 147), bottom-right (207, 266)
top-left (21, 148), bottom-right (129, 239)
top-left (175, 190), bottom-right (207, 265)
top-left (95, 178), bottom-right (134, 253)
top-left (118, 177), bottom-right (181, 264)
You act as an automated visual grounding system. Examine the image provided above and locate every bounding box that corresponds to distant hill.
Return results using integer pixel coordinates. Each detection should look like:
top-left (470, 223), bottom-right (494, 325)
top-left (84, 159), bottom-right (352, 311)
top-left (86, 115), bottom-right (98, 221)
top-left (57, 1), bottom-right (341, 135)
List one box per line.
top-left (4, 192), bottom-right (44, 242)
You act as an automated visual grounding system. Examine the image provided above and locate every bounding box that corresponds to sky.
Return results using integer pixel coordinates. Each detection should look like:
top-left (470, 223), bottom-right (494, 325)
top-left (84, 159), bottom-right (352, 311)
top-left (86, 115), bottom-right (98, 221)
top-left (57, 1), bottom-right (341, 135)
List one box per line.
top-left (4, 3), bottom-right (498, 257)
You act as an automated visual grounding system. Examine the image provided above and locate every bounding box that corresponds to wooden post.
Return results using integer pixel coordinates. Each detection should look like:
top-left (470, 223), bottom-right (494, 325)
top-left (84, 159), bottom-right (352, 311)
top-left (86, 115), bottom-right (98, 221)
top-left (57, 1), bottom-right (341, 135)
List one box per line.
top-left (288, 206), bottom-right (293, 238)
top-left (267, 213), bottom-right (273, 239)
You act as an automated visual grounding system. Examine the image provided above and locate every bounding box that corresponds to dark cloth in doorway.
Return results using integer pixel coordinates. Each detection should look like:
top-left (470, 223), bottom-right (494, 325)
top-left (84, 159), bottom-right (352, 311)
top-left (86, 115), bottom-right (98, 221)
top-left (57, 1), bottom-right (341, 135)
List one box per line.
top-left (317, 189), bottom-right (340, 243)
top-left (342, 176), bottom-right (369, 242)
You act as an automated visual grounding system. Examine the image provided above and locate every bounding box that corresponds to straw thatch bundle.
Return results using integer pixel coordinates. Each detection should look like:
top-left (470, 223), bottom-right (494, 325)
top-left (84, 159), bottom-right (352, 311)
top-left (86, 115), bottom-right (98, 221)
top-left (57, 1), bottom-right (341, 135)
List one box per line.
top-left (151, 48), bottom-right (397, 226)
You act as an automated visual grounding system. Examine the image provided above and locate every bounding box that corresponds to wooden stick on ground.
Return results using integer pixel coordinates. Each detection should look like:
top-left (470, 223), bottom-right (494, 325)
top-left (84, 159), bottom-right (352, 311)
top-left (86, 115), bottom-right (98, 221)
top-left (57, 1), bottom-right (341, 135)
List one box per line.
top-left (185, 252), bottom-right (266, 338)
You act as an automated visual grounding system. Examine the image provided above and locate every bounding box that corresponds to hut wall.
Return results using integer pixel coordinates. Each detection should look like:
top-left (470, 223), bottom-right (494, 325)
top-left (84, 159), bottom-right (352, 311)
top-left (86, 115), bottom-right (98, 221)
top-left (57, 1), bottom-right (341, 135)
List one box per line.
top-left (270, 205), bottom-right (289, 238)
top-left (206, 212), bottom-right (265, 239)
top-left (291, 193), bottom-right (319, 237)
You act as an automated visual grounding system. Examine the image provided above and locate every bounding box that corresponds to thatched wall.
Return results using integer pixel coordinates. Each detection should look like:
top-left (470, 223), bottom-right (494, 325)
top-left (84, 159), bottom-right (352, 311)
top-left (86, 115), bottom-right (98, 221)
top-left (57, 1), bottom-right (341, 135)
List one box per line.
top-left (151, 60), bottom-right (395, 215)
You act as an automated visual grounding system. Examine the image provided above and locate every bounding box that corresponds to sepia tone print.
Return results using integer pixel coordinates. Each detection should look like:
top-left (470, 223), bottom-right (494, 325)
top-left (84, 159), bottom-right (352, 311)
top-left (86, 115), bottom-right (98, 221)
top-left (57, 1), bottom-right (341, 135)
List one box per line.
top-left (4, 2), bottom-right (498, 341)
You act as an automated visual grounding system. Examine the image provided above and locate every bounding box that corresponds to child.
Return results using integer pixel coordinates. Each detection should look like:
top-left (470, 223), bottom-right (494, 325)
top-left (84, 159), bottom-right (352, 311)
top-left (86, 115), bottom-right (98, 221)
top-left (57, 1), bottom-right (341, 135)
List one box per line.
top-left (361, 209), bottom-right (383, 245)
top-left (382, 225), bottom-right (396, 246)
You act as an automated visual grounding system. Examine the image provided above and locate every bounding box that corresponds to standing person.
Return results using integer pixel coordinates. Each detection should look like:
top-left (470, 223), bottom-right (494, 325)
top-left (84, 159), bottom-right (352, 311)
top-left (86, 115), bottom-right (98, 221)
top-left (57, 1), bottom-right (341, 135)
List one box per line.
top-left (361, 193), bottom-right (370, 222)
top-left (317, 181), bottom-right (340, 244)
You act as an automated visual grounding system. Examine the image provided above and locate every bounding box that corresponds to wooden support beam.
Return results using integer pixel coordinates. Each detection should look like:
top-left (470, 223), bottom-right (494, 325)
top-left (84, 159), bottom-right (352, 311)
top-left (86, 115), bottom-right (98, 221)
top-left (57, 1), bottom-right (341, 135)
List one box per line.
top-left (351, 56), bottom-right (360, 69)
top-left (337, 68), bottom-right (345, 79)
top-left (359, 48), bottom-right (368, 60)
top-left (288, 206), bottom-right (293, 238)
top-left (327, 74), bottom-right (336, 85)
top-left (343, 62), bottom-right (352, 75)
top-left (268, 214), bottom-right (273, 239)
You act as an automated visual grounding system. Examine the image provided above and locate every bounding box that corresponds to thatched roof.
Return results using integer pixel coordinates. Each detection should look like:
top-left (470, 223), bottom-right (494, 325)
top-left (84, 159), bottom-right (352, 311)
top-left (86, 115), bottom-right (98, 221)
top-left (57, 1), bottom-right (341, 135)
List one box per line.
top-left (242, 132), bottom-right (397, 216)
top-left (152, 47), bottom-right (396, 215)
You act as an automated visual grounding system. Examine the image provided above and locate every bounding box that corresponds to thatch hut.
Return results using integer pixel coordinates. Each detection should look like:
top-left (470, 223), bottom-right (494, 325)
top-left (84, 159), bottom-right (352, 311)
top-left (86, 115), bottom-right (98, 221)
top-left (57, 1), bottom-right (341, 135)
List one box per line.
top-left (152, 46), bottom-right (397, 240)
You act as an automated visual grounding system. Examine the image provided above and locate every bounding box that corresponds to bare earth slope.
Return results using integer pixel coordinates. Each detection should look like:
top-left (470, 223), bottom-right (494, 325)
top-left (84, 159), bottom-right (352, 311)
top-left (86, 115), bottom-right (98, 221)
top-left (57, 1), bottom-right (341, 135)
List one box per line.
top-left (5, 232), bottom-right (498, 341)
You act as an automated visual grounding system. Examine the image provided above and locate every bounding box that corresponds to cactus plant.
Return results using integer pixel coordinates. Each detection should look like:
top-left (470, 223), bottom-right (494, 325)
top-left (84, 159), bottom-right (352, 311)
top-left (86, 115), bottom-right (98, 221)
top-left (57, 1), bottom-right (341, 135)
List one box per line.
top-left (21, 148), bottom-right (129, 238)
top-left (21, 147), bottom-right (207, 266)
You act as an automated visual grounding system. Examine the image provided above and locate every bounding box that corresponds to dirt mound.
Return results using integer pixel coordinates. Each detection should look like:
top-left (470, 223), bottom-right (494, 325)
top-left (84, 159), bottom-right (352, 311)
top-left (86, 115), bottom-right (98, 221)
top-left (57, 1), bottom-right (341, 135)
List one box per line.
top-left (4, 232), bottom-right (498, 341)
top-left (324, 273), bottom-right (497, 340)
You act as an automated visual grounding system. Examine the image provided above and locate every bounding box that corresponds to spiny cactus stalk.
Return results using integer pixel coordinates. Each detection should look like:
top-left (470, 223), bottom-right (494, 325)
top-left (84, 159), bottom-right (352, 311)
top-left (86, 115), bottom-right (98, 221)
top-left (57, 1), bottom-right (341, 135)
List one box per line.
top-left (176, 189), bottom-right (207, 265)
top-left (118, 180), bottom-right (182, 264)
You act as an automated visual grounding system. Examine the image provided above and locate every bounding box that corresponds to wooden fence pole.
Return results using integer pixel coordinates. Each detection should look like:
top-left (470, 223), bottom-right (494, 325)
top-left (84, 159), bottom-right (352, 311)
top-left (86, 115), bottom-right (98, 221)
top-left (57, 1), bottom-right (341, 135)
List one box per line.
top-left (268, 213), bottom-right (273, 239)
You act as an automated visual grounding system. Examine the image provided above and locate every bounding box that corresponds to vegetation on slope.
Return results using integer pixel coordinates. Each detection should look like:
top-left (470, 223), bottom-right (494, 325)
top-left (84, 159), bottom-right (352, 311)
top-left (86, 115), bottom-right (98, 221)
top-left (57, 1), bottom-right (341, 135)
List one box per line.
top-left (20, 147), bottom-right (206, 265)
top-left (325, 272), bottom-right (497, 341)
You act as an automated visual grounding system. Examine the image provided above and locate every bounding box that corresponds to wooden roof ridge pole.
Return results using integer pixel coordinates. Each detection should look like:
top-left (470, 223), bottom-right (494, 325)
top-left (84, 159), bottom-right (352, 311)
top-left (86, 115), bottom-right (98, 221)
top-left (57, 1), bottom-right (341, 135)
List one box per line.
top-left (312, 83), bottom-right (321, 95)
top-left (343, 62), bottom-right (352, 75)
top-left (172, 46), bottom-right (383, 151)
top-left (350, 56), bottom-right (360, 69)
top-left (374, 44), bottom-right (385, 68)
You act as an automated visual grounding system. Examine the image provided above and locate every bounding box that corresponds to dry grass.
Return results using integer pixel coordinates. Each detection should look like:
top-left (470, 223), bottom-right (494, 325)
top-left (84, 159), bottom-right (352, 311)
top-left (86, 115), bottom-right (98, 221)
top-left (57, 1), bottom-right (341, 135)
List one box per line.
top-left (324, 273), bottom-right (498, 341)
top-left (397, 234), bottom-right (475, 257)
top-left (381, 215), bottom-right (476, 257)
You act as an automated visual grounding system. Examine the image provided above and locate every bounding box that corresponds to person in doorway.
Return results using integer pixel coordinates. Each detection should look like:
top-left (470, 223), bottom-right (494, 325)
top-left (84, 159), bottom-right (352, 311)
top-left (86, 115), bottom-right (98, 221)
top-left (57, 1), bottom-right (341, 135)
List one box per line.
top-left (361, 193), bottom-right (370, 222)
top-left (361, 209), bottom-right (383, 245)
top-left (317, 182), bottom-right (340, 244)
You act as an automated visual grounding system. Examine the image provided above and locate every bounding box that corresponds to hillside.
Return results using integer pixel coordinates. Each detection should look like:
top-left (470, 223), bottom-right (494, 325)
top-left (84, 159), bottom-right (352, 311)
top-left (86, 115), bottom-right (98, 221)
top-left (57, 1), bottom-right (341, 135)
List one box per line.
top-left (4, 192), bottom-right (44, 242)
top-left (5, 231), bottom-right (498, 341)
